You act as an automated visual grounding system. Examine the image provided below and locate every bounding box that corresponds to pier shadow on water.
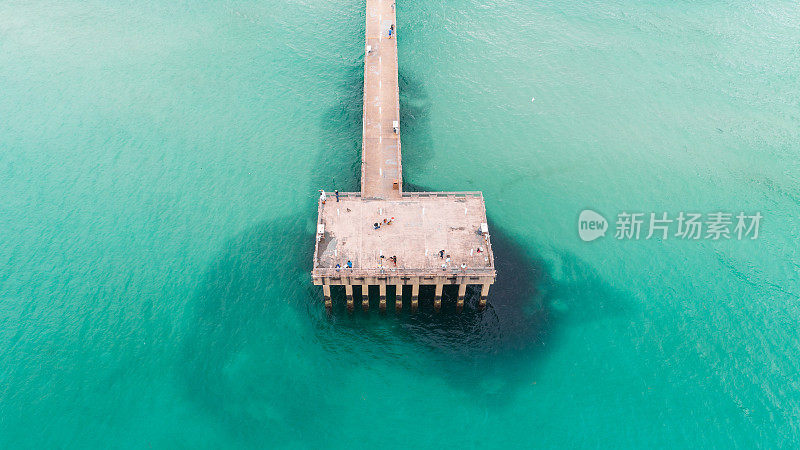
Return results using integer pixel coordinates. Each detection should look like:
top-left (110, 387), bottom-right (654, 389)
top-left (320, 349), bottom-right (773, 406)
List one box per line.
top-left (178, 216), bottom-right (325, 443)
top-left (315, 63), bottom-right (364, 192)
top-left (323, 236), bottom-right (545, 408)
top-left (178, 62), bottom-right (633, 438)
top-left (398, 69), bottom-right (435, 170)
top-left (319, 211), bottom-right (553, 406)
top-left (312, 64), bottom-right (434, 193)
top-left (179, 206), bottom-right (632, 439)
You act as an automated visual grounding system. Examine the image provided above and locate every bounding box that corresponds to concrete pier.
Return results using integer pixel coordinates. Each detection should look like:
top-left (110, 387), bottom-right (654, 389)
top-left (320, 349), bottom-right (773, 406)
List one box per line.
top-left (313, 0), bottom-right (495, 312)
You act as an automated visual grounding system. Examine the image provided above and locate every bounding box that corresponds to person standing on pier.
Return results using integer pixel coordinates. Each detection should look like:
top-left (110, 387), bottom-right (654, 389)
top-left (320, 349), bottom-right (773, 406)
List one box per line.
top-left (335, 190), bottom-right (339, 202)
top-left (319, 189), bottom-right (326, 204)
top-left (388, 24), bottom-right (394, 38)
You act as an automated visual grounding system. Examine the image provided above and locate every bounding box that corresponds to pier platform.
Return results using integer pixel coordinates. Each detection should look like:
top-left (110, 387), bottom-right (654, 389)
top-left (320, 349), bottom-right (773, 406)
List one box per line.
top-left (312, 0), bottom-right (495, 312)
top-left (313, 192), bottom-right (494, 279)
top-left (313, 192), bottom-right (496, 312)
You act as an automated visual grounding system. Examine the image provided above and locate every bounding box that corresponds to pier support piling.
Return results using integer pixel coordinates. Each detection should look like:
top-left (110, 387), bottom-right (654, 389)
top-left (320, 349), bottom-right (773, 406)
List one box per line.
top-left (379, 284), bottom-right (387, 312)
top-left (361, 284), bottom-right (369, 312)
top-left (457, 283), bottom-right (467, 312)
top-left (480, 283), bottom-right (490, 309)
top-left (395, 284), bottom-right (403, 312)
top-left (345, 284), bottom-right (354, 312)
top-left (434, 283), bottom-right (443, 312)
top-left (411, 284), bottom-right (419, 312)
top-left (323, 285), bottom-right (332, 311)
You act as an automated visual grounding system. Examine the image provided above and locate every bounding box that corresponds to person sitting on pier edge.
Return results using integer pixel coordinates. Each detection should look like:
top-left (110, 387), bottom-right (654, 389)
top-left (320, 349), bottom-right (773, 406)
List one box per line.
top-left (346, 260), bottom-right (352, 268)
top-left (439, 249), bottom-right (445, 259)
top-left (374, 222), bottom-right (380, 230)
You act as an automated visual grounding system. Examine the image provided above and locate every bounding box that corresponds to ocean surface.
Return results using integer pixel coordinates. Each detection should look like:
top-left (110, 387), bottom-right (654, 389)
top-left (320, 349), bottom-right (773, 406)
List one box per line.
top-left (1, 0), bottom-right (799, 447)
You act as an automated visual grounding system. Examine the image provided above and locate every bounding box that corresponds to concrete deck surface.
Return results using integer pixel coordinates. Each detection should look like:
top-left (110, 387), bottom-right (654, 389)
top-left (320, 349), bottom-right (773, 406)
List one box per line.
top-left (314, 193), bottom-right (494, 277)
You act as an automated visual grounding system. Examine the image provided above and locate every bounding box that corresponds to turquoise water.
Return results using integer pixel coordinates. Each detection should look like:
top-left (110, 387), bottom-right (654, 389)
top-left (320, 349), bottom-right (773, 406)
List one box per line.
top-left (1, 0), bottom-right (799, 447)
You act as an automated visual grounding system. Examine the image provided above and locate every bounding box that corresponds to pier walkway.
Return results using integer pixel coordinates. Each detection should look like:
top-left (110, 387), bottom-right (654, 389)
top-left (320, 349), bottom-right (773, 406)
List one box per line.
top-left (362, 0), bottom-right (402, 198)
top-left (312, 0), bottom-right (495, 313)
